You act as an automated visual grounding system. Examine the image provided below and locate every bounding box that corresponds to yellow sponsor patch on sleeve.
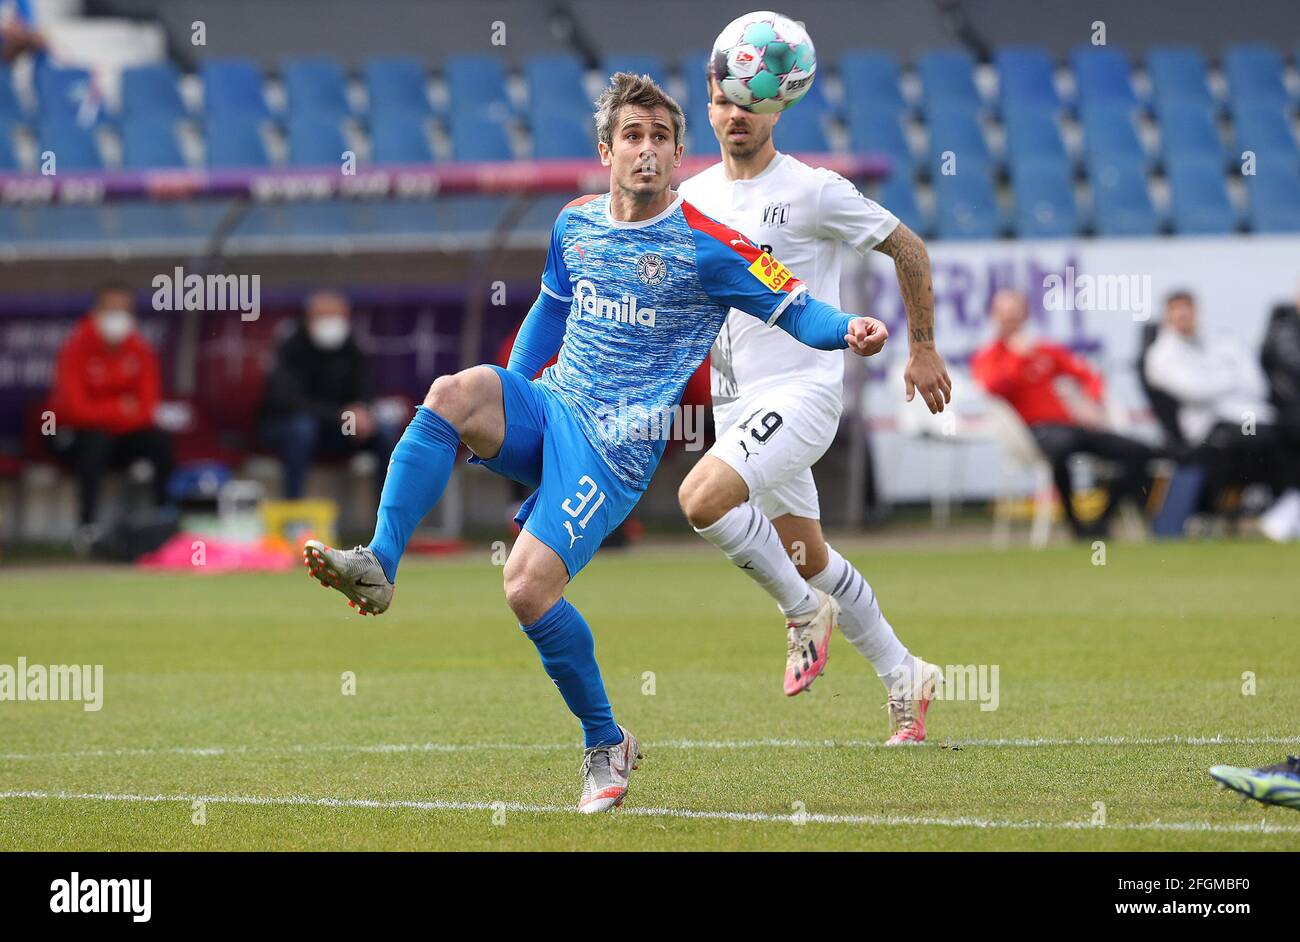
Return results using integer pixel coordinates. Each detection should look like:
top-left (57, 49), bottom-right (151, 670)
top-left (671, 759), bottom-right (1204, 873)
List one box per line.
top-left (747, 253), bottom-right (795, 292)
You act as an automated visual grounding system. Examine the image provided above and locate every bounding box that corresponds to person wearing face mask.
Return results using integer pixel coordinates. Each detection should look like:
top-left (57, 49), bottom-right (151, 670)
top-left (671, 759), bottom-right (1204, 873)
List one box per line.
top-left (260, 290), bottom-right (394, 500)
top-left (49, 281), bottom-right (174, 531)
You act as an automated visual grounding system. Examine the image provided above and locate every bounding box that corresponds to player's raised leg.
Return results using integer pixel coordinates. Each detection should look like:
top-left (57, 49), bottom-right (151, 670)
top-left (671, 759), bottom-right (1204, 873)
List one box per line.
top-left (304, 365), bottom-right (506, 615)
top-left (678, 455), bottom-right (838, 695)
top-left (504, 528), bottom-right (641, 813)
top-left (772, 514), bottom-right (942, 745)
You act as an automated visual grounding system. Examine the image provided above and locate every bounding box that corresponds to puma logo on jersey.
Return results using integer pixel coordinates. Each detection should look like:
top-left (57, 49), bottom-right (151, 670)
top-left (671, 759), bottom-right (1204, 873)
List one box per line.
top-left (563, 520), bottom-right (583, 548)
top-left (574, 278), bottom-right (656, 326)
top-left (747, 253), bottom-right (795, 292)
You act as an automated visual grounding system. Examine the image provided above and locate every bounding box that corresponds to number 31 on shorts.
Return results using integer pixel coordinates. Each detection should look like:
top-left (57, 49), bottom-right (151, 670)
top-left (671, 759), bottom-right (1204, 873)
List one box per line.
top-left (562, 475), bottom-right (606, 531)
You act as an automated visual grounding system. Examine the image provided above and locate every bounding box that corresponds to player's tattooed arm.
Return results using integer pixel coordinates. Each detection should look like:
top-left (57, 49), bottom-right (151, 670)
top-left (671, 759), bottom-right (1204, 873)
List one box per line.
top-left (873, 223), bottom-right (935, 347)
top-left (872, 223), bottom-right (953, 413)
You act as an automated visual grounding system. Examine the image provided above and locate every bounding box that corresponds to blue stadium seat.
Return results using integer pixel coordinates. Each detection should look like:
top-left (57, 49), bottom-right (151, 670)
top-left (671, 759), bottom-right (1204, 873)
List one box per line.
top-left (1223, 44), bottom-right (1289, 111)
top-left (120, 119), bottom-right (186, 169)
top-left (205, 116), bottom-right (270, 167)
top-left (1146, 46), bottom-right (1213, 110)
top-left (0, 66), bottom-right (24, 130)
top-left (996, 45), bottom-right (1060, 115)
top-left (602, 54), bottom-right (668, 87)
top-left (444, 55), bottom-right (512, 121)
top-left (845, 105), bottom-right (913, 179)
top-left (1157, 101), bottom-right (1223, 169)
top-left (1166, 158), bottom-right (1237, 234)
top-left (287, 116), bottom-right (347, 166)
top-left (369, 113), bottom-right (433, 163)
top-left (1011, 160), bottom-right (1080, 237)
top-left (1090, 164), bottom-right (1158, 236)
top-left (121, 64), bottom-right (187, 124)
top-left (449, 113), bottom-right (513, 162)
top-left (926, 106), bottom-right (993, 176)
top-left (533, 110), bottom-right (594, 159)
top-left (201, 58), bottom-right (272, 120)
top-left (282, 56), bottom-right (352, 122)
top-left (38, 119), bottom-right (102, 171)
top-left (1234, 104), bottom-right (1299, 165)
top-left (1070, 45), bottom-right (1137, 111)
top-left (1002, 106), bottom-right (1071, 173)
top-left (37, 67), bottom-right (100, 125)
top-left (684, 92), bottom-right (713, 154)
top-left (918, 48), bottom-right (982, 114)
top-left (840, 50), bottom-right (907, 117)
top-left (934, 170), bottom-right (1001, 240)
top-left (363, 56), bottom-right (433, 120)
top-left (878, 175), bottom-right (927, 236)
top-left (1080, 104), bottom-right (1147, 173)
top-left (524, 54), bottom-right (590, 121)
top-left (773, 104), bottom-right (828, 152)
top-left (1245, 157), bottom-right (1300, 232)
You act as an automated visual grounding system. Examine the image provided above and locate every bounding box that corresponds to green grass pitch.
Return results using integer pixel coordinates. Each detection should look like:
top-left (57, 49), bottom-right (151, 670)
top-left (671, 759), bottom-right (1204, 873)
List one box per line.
top-left (2, 538), bottom-right (1298, 850)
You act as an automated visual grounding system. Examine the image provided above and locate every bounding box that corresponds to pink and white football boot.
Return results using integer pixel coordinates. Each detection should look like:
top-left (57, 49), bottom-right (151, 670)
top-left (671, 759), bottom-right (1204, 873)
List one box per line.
top-left (783, 590), bottom-right (839, 696)
top-left (885, 658), bottom-right (943, 745)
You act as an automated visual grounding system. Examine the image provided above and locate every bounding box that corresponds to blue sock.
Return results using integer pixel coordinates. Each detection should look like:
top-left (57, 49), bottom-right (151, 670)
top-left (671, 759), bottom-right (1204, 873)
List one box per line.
top-left (368, 406), bottom-right (460, 582)
top-left (521, 598), bottom-right (622, 749)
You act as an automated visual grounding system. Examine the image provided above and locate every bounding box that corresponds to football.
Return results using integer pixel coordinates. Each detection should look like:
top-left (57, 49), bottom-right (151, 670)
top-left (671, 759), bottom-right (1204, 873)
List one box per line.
top-left (709, 10), bottom-right (817, 114)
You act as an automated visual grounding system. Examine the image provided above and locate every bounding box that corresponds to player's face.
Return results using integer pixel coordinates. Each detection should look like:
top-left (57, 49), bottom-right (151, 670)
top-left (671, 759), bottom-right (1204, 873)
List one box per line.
top-left (599, 105), bottom-right (683, 199)
top-left (989, 290), bottom-right (1029, 338)
top-left (707, 77), bottom-right (776, 158)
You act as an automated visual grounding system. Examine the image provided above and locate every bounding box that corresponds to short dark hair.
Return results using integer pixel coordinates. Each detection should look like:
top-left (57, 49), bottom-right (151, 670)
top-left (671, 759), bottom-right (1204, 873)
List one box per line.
top-left (94, 280), bottom-right (134, 305)
top-left (594, 72), bottom-right (686, 148)
top-left (1164, 290), bottom-right (1195, 307)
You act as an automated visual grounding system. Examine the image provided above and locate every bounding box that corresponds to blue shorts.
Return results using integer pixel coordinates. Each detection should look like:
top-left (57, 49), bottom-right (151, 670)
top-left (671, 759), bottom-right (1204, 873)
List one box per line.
top-left (469, 365), bottom-right (644, 579)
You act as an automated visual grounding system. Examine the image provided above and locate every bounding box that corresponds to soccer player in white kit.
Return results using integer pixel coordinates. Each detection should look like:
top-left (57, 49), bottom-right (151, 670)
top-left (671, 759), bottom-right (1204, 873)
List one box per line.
top-left (676, 74), bottom-right (953, 744)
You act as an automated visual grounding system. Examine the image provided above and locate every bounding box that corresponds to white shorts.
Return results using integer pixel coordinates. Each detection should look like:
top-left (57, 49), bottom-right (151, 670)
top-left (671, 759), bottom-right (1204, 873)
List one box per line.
top-left (709, 386), bottom-right (841, 521)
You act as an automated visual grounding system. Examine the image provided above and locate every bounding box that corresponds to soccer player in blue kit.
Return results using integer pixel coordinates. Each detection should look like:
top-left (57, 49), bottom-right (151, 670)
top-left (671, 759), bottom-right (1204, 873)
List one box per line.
top-left (304, 73), bottom-right (889, 813)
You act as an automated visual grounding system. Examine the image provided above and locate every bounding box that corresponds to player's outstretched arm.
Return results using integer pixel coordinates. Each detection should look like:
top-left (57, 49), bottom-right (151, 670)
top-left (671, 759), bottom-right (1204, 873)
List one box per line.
top-left (873, 222), bottom-right (952, 413)
top-left (507, 290), bottom-right (569, 376)
top-left (774, 292), bottom-right (888, 357)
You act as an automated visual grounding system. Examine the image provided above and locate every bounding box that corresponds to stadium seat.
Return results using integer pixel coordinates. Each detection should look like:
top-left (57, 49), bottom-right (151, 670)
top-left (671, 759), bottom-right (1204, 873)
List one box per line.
top-left (205, 116), bottom-right (271, 168)
top-left (772, 104), bottom-right (828, 152)
top-left (1011, 160), bottom-right (1080, 238)
top-left (995, 45), bottom-right (1060, 115)
top-left (0, 66), bottom-right (24, 131)
top-left (38, 119), bottom-right (102, 171)
top-left (120, 119), bottom-right (186, 169)
top-left (1002, 106), bottom-right (1071, 173)
top-left (1234, 104), bottom-right (1299, 165)
top-left (845, 105), bottom-right (913, 179)
top-left (363, 56), bottom-right (433, 120)
top-left (933, 170), bottom-right (1002, 240)
top-left (1069, 45), bottom-right (1137, 112)
top-left (917, 48), bottom-right (982, 114)
top-left (524, 54), bottom-right (590, 121)
top-left (1223, 44), bottom-right (1289, 111)
top-left (685, 94), bottom-right (713, 154)
top-left (121, 64), bottom-right (187, 124)
top-left (878, 175), bottom-right (927, 236)
top-left (201, 58), bottom-right (273, 120)
top-left (532, 110), bottom-right (594, 159)
top-left (1166, 158), bottom-right (1237, 234)
top-left (602, 54), bottom-right (668, 87)
top-left (840, 50), bottom-right (907, 117)
top-left (369, 113), bottom-right (433, 163)
top-left (444, 55), bottom-right (512, 121)
top-left (282, 56), bottom-right (352, 122)
top-left (926, 106), bottom-right (994, 176)
top-left (1245, 158), bottom-right (1300, 232)
top-left (1145, 46), bottom-right (1213, 111)
top-left (287, 116), bottom-right (347, 166)
top-left (1157, 101), bottom-right (1223, 169)
top-left (1090, 163), bottom-right (1158, 236)
top-left (1080, 104), bottom-right (1148, 173)
top-left (37, 67), bottom-right (101, 126)
top-left (449, 113), bottom-right (513, 162)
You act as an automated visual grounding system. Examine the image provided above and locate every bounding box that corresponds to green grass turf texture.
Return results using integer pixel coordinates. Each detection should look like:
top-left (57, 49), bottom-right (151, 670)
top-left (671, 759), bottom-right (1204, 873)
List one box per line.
top-left (2, 538), bottom-right (1297, 851)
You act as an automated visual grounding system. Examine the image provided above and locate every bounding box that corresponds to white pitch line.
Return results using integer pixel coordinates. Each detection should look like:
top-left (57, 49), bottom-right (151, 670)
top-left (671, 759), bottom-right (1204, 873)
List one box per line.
top-left (1, 789), bottom-right (1297, 834)
top-left (2, 734), bottom-right (1298, 763)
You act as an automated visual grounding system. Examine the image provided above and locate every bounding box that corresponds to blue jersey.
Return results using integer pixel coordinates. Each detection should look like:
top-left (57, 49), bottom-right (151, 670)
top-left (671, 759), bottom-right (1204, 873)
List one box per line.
top-left (535, 192), bottom-right (809, 488)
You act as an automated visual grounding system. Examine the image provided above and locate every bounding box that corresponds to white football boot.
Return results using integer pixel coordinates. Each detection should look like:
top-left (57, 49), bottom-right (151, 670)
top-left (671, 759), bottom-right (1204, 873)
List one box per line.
top-left (783, 589), bottom-right (839, 696)
top-left (303, 540), bottom-right (394, 616)
top-left (577, 726), bottom-right (642, 814)
top-left (885, 658), bottom-right (943, 745)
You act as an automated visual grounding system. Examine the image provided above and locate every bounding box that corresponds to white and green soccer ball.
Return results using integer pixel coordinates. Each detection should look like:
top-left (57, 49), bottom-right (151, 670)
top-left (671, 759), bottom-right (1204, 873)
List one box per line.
top-left (709, 10), bottom-right (817, 114)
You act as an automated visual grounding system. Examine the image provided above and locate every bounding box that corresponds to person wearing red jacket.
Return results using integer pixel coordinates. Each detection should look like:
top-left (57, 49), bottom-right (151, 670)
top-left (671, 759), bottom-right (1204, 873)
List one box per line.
top-left (50, 282), bottom-right (174, 528)
top-left (972, 288), bottom-right (1152, 539)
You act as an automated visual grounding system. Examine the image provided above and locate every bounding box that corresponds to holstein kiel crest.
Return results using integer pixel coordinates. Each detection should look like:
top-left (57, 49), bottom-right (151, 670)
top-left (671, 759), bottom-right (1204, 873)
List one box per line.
top-left (636, 252), bottom-right (668, 286)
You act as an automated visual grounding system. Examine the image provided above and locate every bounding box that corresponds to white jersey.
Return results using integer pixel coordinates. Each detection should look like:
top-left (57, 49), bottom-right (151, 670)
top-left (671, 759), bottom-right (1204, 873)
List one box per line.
top-left (676, 152), bottom-right (899, 407)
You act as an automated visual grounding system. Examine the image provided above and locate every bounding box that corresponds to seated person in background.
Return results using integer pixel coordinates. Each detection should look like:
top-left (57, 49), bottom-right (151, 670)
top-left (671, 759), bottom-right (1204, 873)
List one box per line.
top-left (1146, 290), bottom-right (1300, 540)
top-left (260, 290), bottom-right (396, 499)
top-left (49, 281), bottom-right (174, 534)
top-left (973, 288), bottom-right (1154, 539)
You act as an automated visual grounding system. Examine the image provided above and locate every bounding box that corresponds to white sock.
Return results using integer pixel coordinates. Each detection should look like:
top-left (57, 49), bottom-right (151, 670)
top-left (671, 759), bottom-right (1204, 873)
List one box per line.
top-left (695, 503), bottom-right (818, 618)
top-left (808, 544), bottom-right (910, 684)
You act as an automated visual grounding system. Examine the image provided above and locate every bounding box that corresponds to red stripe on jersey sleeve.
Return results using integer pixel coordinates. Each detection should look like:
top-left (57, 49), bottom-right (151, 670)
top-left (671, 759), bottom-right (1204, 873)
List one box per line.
top-left (681, 200), bottom-right (763, 263)
top-left (563, 193), bottom-right (602, 210)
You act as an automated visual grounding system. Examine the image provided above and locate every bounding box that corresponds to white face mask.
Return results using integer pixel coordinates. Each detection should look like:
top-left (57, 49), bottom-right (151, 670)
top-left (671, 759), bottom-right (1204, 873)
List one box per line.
top-left (95, 309), bottom-right (134, 344)
top-left (308, 316), bottom-right (350, 351)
